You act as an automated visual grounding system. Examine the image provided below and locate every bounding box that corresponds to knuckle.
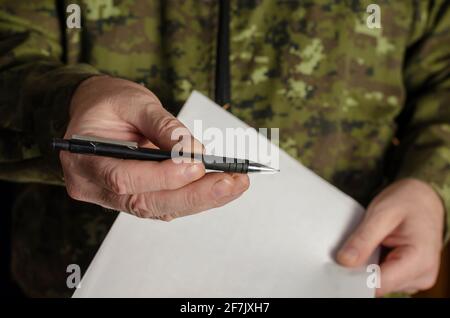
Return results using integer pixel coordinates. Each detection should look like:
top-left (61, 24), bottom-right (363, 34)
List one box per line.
top-left (127, 194), bottom-right (147, 218)
top-left (160, 215), bottom-right (174, 222)
top-left (156, 115), bottom-right (181, 135)
top-left (66, 183), bottom-right (84, 201)
top-left (105, 165), bottom-right (132, 194)
top-left (128, 194), bottom-right (161, 218)
top-left (144, 90), bottom-right (161, 103)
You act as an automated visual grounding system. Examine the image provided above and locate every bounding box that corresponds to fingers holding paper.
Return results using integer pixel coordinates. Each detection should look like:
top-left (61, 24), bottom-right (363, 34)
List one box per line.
top-left (337, 179), bottom-right (444, 296)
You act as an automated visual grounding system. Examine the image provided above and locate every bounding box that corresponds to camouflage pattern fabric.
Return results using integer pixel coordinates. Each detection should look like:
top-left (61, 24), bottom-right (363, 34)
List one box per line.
top-left (0, 0), bottom-right (449, 297)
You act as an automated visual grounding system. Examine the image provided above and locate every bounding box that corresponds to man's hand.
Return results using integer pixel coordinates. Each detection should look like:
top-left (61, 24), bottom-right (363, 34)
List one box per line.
top-left (337, 179), bottom-right (445, 296)
top-left (60, 76), bottom-right (249, 220)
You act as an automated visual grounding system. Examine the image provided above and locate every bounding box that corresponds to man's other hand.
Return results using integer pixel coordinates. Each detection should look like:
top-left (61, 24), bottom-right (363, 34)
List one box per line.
top-left (337, 179), bottom-right (444, 296)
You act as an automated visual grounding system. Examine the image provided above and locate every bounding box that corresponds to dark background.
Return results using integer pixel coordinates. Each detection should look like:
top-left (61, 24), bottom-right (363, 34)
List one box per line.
top-left (0, 181), bottom-right (24, 297)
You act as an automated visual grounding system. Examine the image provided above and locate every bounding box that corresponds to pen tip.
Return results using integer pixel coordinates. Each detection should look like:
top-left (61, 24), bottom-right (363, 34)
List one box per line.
top-left (247, 162), bottom-right (280, 173)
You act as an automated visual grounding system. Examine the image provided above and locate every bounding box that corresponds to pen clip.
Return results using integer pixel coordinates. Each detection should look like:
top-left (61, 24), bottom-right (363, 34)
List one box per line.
top-left (71, 135), bottom-right (139, 149)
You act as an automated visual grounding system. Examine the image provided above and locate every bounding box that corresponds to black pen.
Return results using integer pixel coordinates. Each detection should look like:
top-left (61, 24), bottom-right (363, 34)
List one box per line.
top-left (52, 135), bottom-right (279, 174)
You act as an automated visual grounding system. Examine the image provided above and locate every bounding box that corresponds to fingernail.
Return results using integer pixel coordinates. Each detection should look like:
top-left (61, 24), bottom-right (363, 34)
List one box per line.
top-left (184, 163), bottom-right (203, 180)
top-left (212, 179), bottom-right (233, 198)
top-left (338, 246), bottom-right (359, 265)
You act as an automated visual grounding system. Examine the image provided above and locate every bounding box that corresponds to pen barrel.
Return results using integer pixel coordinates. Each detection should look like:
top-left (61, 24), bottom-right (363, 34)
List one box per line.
top-left (203, 156), bottom-right (249, 173)
top-left (53, 138), bottom-right (250, 173)
top-left (67, 139), bottom-right (172, 161)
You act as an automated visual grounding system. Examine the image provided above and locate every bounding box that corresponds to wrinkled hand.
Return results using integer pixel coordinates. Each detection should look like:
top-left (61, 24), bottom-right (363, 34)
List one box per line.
top-left (61, 76), bottom-right (249, 220)
top-left (337, 179), bottom-right (444, 296)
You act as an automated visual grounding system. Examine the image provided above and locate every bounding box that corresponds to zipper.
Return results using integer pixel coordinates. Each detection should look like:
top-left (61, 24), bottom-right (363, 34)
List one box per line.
top-left (215, 0), bottom-right (231, 106)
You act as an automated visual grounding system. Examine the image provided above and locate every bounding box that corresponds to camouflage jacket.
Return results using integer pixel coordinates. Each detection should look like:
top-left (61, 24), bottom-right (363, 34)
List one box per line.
top-left (1, 1), bottom-right (449, 239)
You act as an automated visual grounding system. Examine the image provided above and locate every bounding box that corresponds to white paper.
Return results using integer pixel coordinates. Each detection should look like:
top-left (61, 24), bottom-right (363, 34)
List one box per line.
top-left (73, 91), bottom-right (378, 298)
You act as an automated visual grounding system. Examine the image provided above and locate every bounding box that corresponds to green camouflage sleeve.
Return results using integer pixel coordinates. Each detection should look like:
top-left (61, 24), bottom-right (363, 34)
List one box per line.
top-left (395, 1), bottom-right (450, 241)
top-left (0, 0), bottom-right (100, 184)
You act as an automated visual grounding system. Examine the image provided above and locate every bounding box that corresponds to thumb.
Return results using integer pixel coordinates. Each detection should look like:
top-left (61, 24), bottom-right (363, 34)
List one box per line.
top-left (337, 208), bottom-right (402, 267)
